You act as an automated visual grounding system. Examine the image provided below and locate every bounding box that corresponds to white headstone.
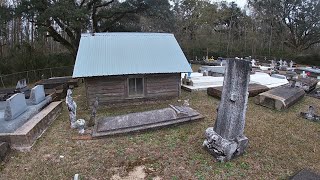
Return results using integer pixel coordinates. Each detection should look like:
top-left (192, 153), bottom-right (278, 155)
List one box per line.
top-left (283, 61), bottom-right (288, 67)
top-left (29, 85), bottom-right (46, 105)
top-left (16, 79), bottom-right (27, 89)
top-left (290, 61), bottom-right (293, 68)
top-left (301, 71), bottom-right (307, 78)
top-left (279, 59), bottom-right (283, 66)
top-left (4, 93), bottom-right (27, 121)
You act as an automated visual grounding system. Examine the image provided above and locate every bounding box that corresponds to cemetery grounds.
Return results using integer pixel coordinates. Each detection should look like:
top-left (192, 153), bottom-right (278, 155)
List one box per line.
top-left (0, 65), bottom-right (319, 179)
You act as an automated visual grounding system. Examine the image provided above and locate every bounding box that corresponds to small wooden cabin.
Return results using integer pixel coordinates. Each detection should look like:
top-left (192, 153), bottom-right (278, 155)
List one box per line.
top-left (73, 33), bottom-right (192, 106)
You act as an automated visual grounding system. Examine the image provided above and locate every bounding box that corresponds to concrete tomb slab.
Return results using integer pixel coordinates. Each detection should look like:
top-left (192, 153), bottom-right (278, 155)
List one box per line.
top-left (2, 101), bottom-right (62, 151)
top-left (92, 105), bottom-right (203, 137)
top-left (4, 93), bottom-right (27, 121)
top-left (307, 88), bottom-right (320, 99)
top-left (289, 169), bottom-right (320, 180)
top-left (271, 74), bottom-right (287, 79)
top-left (0, 96), bottom-right (52, 133)
top-left (292, 78), bottom-right (318, 93)
top-left (29, 85), bottom-right (46, 105)
top-left (255, 86), bottom-right (305, 111)
top-left (207, 84), bottom-right (269, 99)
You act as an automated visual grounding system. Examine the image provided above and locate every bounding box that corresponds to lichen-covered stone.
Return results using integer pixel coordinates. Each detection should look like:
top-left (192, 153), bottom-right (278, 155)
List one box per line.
top-left (203, 59), bottom-right (250, 162)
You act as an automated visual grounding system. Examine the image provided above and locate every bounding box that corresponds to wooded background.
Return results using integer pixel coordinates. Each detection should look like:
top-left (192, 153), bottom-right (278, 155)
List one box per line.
top-left (0, 0), bottom-right (319, 75)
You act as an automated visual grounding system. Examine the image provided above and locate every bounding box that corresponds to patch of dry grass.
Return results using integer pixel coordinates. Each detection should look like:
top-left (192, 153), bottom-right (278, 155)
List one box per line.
top-left (0, 80), bottom-right (319, 180)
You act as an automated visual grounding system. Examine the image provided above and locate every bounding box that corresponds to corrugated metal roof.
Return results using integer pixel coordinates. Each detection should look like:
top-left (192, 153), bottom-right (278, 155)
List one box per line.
top-left (73, 32), bottom-right (192, 78)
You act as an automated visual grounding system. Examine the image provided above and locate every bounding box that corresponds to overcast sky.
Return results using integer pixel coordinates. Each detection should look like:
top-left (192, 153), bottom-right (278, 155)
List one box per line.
top-left (213, 0), bottom-right (248, 8)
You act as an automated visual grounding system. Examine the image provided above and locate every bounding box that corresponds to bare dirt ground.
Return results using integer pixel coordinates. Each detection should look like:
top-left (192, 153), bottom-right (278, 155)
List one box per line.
top-left (0, 72), bottom-right (319, 179)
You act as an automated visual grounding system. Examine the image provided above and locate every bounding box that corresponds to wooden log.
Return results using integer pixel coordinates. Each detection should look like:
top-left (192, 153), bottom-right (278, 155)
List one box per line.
top-left (255, 86), bottom-right (305, 111)
top-left (207, 84), bottom-right (269, 99)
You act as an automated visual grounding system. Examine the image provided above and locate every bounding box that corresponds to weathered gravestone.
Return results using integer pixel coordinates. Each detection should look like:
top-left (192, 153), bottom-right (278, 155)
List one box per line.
top-left (300, 106), bottom-right (320, 122)
top-left (255, 84), bottom-right (305, 111)
top-left (88, 97), bottom-right (99, 127)
top-left (4, 93), bottom-right (27, 121)
top-left (203, 59), bottom-right (250, 162)
top-left (16, 79), bottom-right (27, 90)
top-left (29, 85), bottom-right (46, 105)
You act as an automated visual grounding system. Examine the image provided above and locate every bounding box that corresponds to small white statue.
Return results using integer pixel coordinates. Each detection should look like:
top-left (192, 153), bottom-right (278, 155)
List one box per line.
top-left (290, 61), bottom-right (293, 68)
top-left (279, 59), bottom-right (283, 67)
top-left (271, 60), bottom-right (275, 69)
top-left (75, 119), bottom-right (85, 134)
top-left (251, 59), bottom-right (256, 67)
top-left (183, 99), bottom-right (190, 107)
top-left (66, 89), bottom-right (77, 128)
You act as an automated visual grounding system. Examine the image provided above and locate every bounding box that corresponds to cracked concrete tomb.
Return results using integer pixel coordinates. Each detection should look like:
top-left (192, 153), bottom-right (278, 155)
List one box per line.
top-left (203, 58), bottom-right (250, 162)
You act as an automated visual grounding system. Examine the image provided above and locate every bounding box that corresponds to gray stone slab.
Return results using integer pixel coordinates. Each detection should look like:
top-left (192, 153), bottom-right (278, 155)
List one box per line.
top-left (93, 106), bottom-right (203, 137)
top-left (29, 85), bottom-right (45, 105)
top-left (307, 88), bottom-right (320, 99)
top-left (290, 169), bottom-right (320, 180)
top-left (4, 93), bottom-right (27, 121)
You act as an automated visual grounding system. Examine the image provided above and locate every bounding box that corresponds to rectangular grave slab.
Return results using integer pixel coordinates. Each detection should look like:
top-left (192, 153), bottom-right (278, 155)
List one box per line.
top-left (289, 169), bottom-right (320, 180)
top-left (294, 78), bottom-right (318, 93)
top-left (92, 105), bottom-right (203, 137)
top-left (255, 86), bottom-right (305, 111)
top-left (307, 88), bottom-right (320, 99)
top-left (29, 85), bottom-right (46, 105)
top-left (4, 93), bottom-right (27, 121)
top-left (207, 84), bottom-right (269, 99)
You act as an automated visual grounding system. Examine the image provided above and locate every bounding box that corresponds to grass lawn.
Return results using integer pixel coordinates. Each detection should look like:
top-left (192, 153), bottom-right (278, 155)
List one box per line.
top-left (0, 74), bottom-right (319, 179)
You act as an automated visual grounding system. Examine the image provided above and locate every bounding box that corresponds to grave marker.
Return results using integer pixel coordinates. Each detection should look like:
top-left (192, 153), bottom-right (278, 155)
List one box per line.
top-left (255, 86), bottom-right (305, 110)
top-left (203, 59), bottom-right (250, 162)
top-left (4, 93), bottom-right (27, 121)
top-left (29, 85), bottom-right (46, 105)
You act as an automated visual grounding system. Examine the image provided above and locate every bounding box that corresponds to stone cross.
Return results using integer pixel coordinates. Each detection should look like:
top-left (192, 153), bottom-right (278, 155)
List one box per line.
top-left (66, 89), bottom-right (77, 128)
top-left (203, 59), bottom-right (250, 162)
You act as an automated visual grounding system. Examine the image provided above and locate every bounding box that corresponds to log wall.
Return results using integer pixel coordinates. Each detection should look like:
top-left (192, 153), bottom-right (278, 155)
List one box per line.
top-left (85, 73), bottom-right (181, 106)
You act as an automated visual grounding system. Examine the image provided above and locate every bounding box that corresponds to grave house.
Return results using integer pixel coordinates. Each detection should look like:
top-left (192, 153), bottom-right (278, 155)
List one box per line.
top-left (73, 33), bottom-right (192, 106)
